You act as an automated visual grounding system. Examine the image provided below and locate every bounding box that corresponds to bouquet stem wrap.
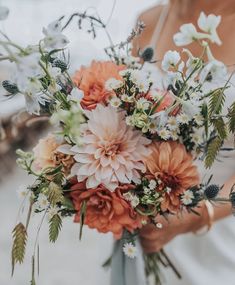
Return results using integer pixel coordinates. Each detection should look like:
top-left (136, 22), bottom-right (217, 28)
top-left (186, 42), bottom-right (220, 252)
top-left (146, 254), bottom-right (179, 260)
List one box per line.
top-left (110, 237), bottom-right (147, 285)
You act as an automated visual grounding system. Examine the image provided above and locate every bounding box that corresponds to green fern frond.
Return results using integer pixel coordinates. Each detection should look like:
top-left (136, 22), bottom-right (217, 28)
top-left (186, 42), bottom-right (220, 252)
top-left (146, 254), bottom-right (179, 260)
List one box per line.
top-left (11, 223), bottom-right (27, 275)
top-left (209, 88), bottom-right (226, 116)
top-left (49, 214), bottom-right (62, 243)
top-left (211, 117), bottom-right (227, 139)
top-left (205, 137), bottom-right (223, 168)
top-left (228, 102), bottom-right (235, 133)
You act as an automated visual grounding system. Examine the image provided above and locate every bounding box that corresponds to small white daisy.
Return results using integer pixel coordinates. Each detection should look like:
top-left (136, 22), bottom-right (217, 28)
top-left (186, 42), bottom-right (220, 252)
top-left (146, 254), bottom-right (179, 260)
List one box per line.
top-left (167, 116), bottom-right (178, 130)
top-left (168, 129), bottom-right (179, 140)
top-left (110, 97), bottom-right (121, 108)
top-left (36, 193), bottom-right (49, 210)
top-left (194, 114), bottom-right (204, 126)
top-left (149, 180), bottom-right (157, 190)
top-left (181, 190), bottom-right (194, 205)
top-left (105, 78), bottom-right (123, 91)
top-left (177, 113), bottom-right (190, 124)
top-left (156, 223), bottom-right (163, 229)
top-left (158, 128), bottom-right (170, 140)
top-left (136, 98), bottom-right (151, 111)
top-left (123, 242), bottom-right (137, 258)
top-left (130, 196), bottom-right (140, 208)
top-left (191, 132), bottom-right (203, 145)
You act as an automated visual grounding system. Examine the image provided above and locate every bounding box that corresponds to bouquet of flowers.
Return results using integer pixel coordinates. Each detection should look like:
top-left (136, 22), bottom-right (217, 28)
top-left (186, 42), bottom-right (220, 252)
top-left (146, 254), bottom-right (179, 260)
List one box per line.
top-left (1, 6), bottom-right (235, 285)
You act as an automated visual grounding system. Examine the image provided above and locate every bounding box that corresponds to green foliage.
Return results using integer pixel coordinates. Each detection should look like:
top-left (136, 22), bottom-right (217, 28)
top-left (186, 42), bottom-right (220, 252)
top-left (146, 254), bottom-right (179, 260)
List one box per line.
top-left (228, 102), bottom-right (235, 133)
top-left (211, 117), bottom-right (227, 140)
top-left (12, 223), bottom-right (27, 275)
top-left (46, 182), bottom-right (64, 206)
top-left (209, 88), bottom-right (226, 116)
top-left (49, 214), bottom-right (62, 243)
top-left (79, 201), bottom-right (87, 240)
top-left (205, 137), bottom-right (223, 168)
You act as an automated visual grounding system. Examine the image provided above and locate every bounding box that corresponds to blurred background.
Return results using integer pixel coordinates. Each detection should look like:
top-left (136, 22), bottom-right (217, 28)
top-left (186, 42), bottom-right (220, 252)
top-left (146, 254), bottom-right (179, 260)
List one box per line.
top-left (0, 0), bottom-right (162, 284)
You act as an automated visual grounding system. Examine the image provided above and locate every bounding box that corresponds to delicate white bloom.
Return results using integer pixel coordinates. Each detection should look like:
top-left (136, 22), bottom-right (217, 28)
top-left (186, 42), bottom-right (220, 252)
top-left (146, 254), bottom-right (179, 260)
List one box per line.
top-left (191, 132), bottom-right (203, 145)
top-left (17, 185), bottom-right (29, 199)
top-left (36, 193), bottom-right (49, 210)
top-left (198, 12), bottom-right (222, 45)
top-left (0, 5), bottom-right (9, 20)
top-left (181, 100), bottom-right (200, 119)
top-left (123, 242), bottom-right (137, 258)
top-left (149, 180), bottom-right (157, 190)
top-left (167, 116), bottom-right (178, 130)
top-left (162, 50), bottom-right (181, 71)
top-left (43, 20), bottom-right (69, 50)
top-left (144, 187), bottom-right (151, 194)
top-left (194, 114), bottom-right (204, 126)
top-left (47, 206), bottom-right (60, 220)
top-left (125, 115), bottom-right (134, 126)
top-left (156, 223), bottom-right (163, 229)
top-left (148, 121), bottom-right (157, 134)
top-left (105, 78), bottom-right (123, 91)
top-left (199, 60), bottom-right (227, 83)
top-left (136, 98), bottom-right (151, 111)
top-left (130, 196), bottom-right (140, 208)
top-left (177, 113), bottom-right (190, 124)
top-left (130, 70), bottom-right (150, 93)
top-left (15, 53), bottom-right (42, 78)
top-left (158, 128), bottom-right (170, 140)
top-left (181, 190), bottom-right (194, 205)
top-left (169, 129), bottom-right (179, 141)
top-left (110, 97), bottom-right (122, 108)
top-left (121, 93), bottom-right (134, 103)
top-left (174, 23), bottom-right (206, 46)
top-left (122, 55), bottom-right (141, 68)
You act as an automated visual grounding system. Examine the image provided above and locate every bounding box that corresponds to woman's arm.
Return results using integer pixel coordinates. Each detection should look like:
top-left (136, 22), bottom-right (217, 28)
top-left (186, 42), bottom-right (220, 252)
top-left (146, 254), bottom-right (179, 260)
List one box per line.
top-left (140, 174), bottom-right (235, 253)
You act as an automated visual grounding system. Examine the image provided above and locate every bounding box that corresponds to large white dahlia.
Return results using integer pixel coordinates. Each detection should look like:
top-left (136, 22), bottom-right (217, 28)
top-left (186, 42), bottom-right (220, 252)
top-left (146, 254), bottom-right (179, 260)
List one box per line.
top-left (70, 105), bottom-right (151, 191)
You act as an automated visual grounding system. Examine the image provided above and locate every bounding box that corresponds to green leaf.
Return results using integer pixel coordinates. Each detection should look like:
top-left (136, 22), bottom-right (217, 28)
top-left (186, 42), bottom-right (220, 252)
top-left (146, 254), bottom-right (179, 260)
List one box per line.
top-left (209, 88), bottom-right (226, 116)
top-left (11, 223), bottom-right (27, 275)
top-left (49, 214), bottom-right (62, 243)
top-left (228, 102), bottom-right (235, 133)
top-left (46, 182), bottom-right (64, 206)
top-left (79, 201), bottom-right (87, 240)
top-left (211, 117), bottom-right (227, 140)
top-left (205, 137), bottom-right (223, 168)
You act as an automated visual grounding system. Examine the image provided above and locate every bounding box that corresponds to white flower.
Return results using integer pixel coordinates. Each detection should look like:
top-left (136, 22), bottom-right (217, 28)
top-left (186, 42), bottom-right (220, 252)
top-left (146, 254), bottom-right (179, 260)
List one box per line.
top-left (0, 5), bottom-right (9, 20)
top-left (130, 70), bottom-right (150, 93)
top-left (174, 23), bottom-right (206, 46)
top-left (110, 97), bottom-right (121, 108)
top-left (47, 206), bottom-right (60, 220)
top-left (167, 116), bottom-right (178, 130)
top-left (15, 53), bottom-right (42, 78)
top-left (199, 60), bottom-right (227, 83)
top-left (169, 129), bottom-right (179, 141)
top-left (148, 121), bottom-right (157, 134)
top-left (194, 114), bottom-right (204, 126)
top-left (198, 12), bottom-right (221, 45)
top-left (181, 190), bottom-right (194, 205)
top-left (149, 180), bottom-right (157, 190)
top-left (156, 223), bottom-right (163, 229)
top-left (166, 187), bottom-right (172, 194)
top-left (191, 132), bottom-right (203, 145)
top-left (130, 196), bottom-right (140, 208)
top-left (17, 185), bottom-right (29, 199)
top-left (105, 78), bottom-right (123, 91)
top-left (162, 50), bottom-right (181, 71)
top-left (136, 98), bottom-right (151, 111)
top-left (181, 100), bottom-right (200, 119)
top-left (123, 242), bottom-right (137, 258)
top-left (144, 187), bottom-right (151, 194)
top-left (151, 111), bottom-right (168, 128)
top-left (158, 128), bottom-right (170, 140)
top-left (43, 20), bottom-right (69, 50)
top-left (177, 113), bottom-right (190, 124)
top-left (36, 193), bottom-right (49, 210)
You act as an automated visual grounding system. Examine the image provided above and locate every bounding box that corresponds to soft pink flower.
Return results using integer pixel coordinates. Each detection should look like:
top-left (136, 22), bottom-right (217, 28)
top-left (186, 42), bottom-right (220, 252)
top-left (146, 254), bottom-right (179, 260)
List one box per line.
top-left (70, 105), bottom-right (151, 191)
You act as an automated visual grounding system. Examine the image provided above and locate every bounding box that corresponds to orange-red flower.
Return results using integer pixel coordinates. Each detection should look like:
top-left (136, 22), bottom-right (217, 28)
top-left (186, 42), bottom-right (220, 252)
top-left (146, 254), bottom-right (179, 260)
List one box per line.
top-left (144, 141), bottom-right (200, 212)
top-left (73, 60), bottom-right (124, 110)
top-left (69, 180), bottom-right (143, 239)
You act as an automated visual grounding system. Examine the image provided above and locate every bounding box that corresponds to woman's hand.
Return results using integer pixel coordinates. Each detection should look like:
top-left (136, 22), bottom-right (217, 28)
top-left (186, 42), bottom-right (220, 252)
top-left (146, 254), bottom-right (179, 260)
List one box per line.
top-left (140, 206), bottom-right (208, 253)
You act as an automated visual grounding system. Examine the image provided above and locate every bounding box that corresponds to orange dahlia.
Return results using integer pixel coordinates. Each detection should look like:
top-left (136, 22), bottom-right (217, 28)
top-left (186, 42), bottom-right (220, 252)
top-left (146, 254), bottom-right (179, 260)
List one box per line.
top-left (144, 141), bottom-right (200, 212)
top-left (73, 60), bottom-right (124, 110)
top-left (70, 180), bottom-right (144, 239)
